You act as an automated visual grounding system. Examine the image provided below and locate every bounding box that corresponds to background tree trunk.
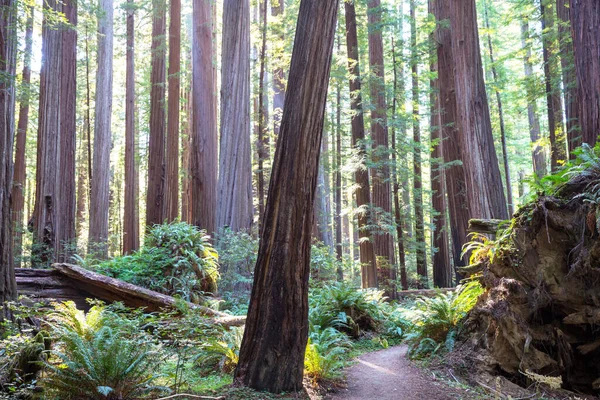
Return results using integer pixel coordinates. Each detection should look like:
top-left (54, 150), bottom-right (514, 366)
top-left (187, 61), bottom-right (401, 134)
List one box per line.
top-left (234, 0), bottom-right (339, 392)
top-left (217, 0), bottom-right (253, 233)
top-left (450, 0), bottom-right (508, 220)
top-left (123, 0), bottom-right (139, 254)
top-left (89, 0), bottom-right (113, 257)
top-left (256, 0), bottom-right (268, 230)
top-left (190, 0), bottom-right (217, 235)
top-left (271, 0), bottom-right (285, 139)
top-left (344, 0), bottom-right (377, 289)
top-left (146, 0), bottom-right (166, 226)
top-left (569, 0), bottom-right (600, 147)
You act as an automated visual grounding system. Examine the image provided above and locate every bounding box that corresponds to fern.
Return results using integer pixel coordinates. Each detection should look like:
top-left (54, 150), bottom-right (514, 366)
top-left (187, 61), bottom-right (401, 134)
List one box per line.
top-left (304, 327), bottom-right (352, 383)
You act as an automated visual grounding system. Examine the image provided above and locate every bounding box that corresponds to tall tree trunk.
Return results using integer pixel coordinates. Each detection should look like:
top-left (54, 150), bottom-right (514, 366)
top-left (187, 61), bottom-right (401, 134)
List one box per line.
top-left (521, 19), bottom-right (547, 177)
top-left (181, 90), bottom-right (191, 223)
top-left (556, 0), bottom-right (580, 157)
top-left (541, 0), bottom-right (566, 172)
top-left (271, 0), bottom-right (285, 139)
top-left (335, 65), bottom-right (343, 281)
top-left (315, 136), bottom-right (333, 248)
top-left (234, 0), bottom-right (339, 391)
top-left (146, 0), bottom-right (166, 226)
top-left (429, 0), bottom-right (451, 288)
top-left (344, 0), bottom-right (377, 289)
top-left (123, 0), bottom-right (139, 254)
top-left (410, 0), bottom-right (427, 287)
top-left (164, 0), bottom-right (180, 222)
top-left (217, 0), bottom-right (253, 233)
top-left (483, 1), bottom-right (513, 215)
top-left (76, 136), bottom-right (87, 238)
top-left (190, 0), bottom-right (217, 234)
top-left (89, 0), bottom-right (113, 257)
top-left (0, 0), bottom-right (18, 318)
top-left (449, 0), bottom-right (508, 220)
top-left (435, 0), bottom-right (471, 277)
top-left (569, 0), bottom-right (600, 147)
top-left (11, 5), bottom-right (34, 266)
top-left (256, 0), bottom-right (268, 229)
top-left (367, 0), bottom-right (396, 298)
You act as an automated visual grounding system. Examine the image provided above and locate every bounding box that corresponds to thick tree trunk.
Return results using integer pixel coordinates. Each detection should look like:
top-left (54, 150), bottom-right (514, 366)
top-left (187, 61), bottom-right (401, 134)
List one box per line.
top-left (123, 0), bottom-right (139, 254)
top-left (483, 1), bottom-right (513, 216)
top-left (11, 5), bottom-right (34, 266)
top-left (271, 0), bottom-right (285, 139)
top-left (89, 0), bottom-right (113, 257)
top-left (410, 0), bottom-right (427, 287)
top-left (556, 0), bottom-right (580, 157)
top-left (146, 0), bottom-right (166, 227)
top-left (569, 0), bottom-right (600, 148)
top-left (344, 0), bottom-right (378, 289)
top-left (541, 0), bottom-right (567, 172)
top-left (449, 0), bottom-right (508, 221)
top-left (217, 0), bottom-right (253, 233)
top-left (521, 20), bottom-right (547, 177)
top-left (190, 0), bottom-right (217, 235)
top-left (164, 0), bottom-right (180, 222)
top-left (367, 0), bottom-right (396, 298)
top-left (0, 0), bottom-right (18, 318)
top-left (435, 0), bottom-right (470, 277)
top-left (234, 1), bottom-right (339, 392)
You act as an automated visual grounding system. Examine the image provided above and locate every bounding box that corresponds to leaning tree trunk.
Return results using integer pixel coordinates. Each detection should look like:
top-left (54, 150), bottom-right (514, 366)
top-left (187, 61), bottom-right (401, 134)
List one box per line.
top-left (344, 0), bottom-right (378, 289)
top-left (190, 0), bottom-right (217, 235)
top-left (217, 0), bottom-right (253, 233)
top-left (0, 0), bottom-right (18, 319)
top-left (569, 0), bottom-right (600, 148)
top-left (234, 0), bottom-right (339, 392)
top-left (450, 0), bottom-right (508, 221)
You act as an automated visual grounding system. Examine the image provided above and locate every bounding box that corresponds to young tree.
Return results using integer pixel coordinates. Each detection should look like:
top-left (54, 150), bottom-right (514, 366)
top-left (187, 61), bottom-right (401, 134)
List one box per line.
top-left (190, 0), bottom-right (217, 234)
top-left (123, 0), bottom-right (139, 254)
top-left (569, 0), bottom-right (600, 147)
top-left (89, 0), bottom-right (113, 257)
top-left (146, 0), bottom-right (167, 226)
top-left (450, 0), bottom-right (508, 220)
top-left (234, 0), bottom-right (339, 391)
top-left (217, 0), bottom-right (253, 232)
top-left (0, 0), bottom-right (18, 317)
top-left (367, 0), bottom-right (395, 297)
top-left (345, 0), bottom-right (377, 288)
top-left (12, 5), bottom-right (34, 265)
top-left (164, 0), bottom-right (180, 222)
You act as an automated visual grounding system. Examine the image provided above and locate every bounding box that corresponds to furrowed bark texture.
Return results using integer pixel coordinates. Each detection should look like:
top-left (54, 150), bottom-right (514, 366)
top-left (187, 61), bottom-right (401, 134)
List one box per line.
top-left (344, 0), bottom-right (377, 289)
top-left (217, 0), bottom-right (253, 232)
top-left (234, 0), bottom-right (339, 392)
top-left (450, 0), bottom-right (508, 220)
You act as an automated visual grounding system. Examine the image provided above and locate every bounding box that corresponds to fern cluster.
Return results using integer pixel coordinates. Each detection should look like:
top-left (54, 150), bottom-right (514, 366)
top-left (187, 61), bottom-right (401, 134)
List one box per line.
top-left (304, 327), bottom-right (352, 383)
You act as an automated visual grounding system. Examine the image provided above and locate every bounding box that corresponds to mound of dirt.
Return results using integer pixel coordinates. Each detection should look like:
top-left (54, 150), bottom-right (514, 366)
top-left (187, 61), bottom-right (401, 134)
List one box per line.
top-left (454, 178), bottom-right (600, 395)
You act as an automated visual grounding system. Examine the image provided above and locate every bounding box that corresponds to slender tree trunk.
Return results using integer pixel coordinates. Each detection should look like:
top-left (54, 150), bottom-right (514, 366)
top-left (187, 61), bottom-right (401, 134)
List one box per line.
top-left (315, 136), bottom-right (333, 248)
top-left (217, 0), bottom-right (253, 233)
top-left (123, 0), bottom-right (139, 254)
top-left (410, 0), bottom-right (427, 287)
top-left (234, 1), bottom-right (339, 391)
top-left (335, 65), bottom-right (343, 281)
top-left (271, 0), bottom-right (285, 138)
top-left (190, 0), bottom-right (217, 235)
top-left (256, 0), bottom-right (268, 229)
top-left (449, 0), bottom-right (508, 220)
top-left (85, 25), bottom-right (93, 196)
top-left (181, 90), bottom-right (191, 223)
top-left (344, 0), bottom-right (377, 289)
top-left (569, 0), bottom-right (600, 147)
top-left (89, 0), bottom-right (113, 257)
top-left (11, 5), bottom-right (34, 266)
top-left (146, 0), bottom-right (166, 226)
top-left (541, 0), bottom-right (566, 172)
top-left (483, 1), bottom-right (513, 215)
top-left (76, 136), bottom-right (87, 238)
top-left (367, 0), bottom-right (396, 298)
top-left (521, 20), bottom-right (547, 177)
top-left (0, 0), bottom-right (18, 318)
top-left (556, 0), bottom-right (580, 157)
top-left (435, 0), bottom-right (470, 277)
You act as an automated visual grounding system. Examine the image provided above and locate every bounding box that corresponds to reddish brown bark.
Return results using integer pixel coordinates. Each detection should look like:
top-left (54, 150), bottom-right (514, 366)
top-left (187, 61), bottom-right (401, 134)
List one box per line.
top-left (271, 0), bottom-right (285, 139)
top-left (234, 0), bottom-right (339, 391)
top-left (569, 0), bottom-right (600, 148)
top-left (344, 0), bottom-right (377, 288)
top-left (256, 0), bottom-right (268, 229)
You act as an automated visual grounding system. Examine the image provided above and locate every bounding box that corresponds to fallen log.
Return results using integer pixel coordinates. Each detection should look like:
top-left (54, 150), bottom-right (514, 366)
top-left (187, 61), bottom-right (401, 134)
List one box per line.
top-left (468, 218), bottom-right (509, 235)
top-left (396, 288), bottom-right (455, 298)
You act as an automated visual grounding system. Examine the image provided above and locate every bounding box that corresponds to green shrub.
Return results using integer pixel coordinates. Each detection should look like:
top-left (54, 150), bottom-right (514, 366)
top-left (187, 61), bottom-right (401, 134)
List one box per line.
top-left (194, 326), bottom-right (244, 374)
top-left (42, 302), bottom-right (164, 400)
top-left (304, 327), bottom-right (352, 383)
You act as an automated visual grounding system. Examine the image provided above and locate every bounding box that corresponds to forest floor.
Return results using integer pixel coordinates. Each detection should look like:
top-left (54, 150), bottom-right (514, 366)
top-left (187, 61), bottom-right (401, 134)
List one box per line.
top-left (325, 345), bottom-right (487, 400)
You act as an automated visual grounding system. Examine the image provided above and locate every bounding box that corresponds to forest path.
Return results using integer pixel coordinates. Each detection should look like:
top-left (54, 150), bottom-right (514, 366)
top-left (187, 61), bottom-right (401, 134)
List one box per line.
top-left (326, 345), bottom-right (482, 400)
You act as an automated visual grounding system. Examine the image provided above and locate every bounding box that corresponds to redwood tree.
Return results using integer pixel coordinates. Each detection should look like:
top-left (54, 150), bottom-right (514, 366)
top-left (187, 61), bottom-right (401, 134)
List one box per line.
top-left (217, 0), bottom-right (253, 232)
top-left (234, 0), bottom-right (339, 391)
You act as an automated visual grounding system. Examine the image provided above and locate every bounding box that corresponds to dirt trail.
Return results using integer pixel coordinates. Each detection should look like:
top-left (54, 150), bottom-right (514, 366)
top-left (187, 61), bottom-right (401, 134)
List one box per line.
top-left (326, 345), bottom-right (481, 400)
